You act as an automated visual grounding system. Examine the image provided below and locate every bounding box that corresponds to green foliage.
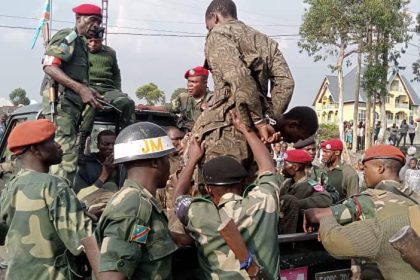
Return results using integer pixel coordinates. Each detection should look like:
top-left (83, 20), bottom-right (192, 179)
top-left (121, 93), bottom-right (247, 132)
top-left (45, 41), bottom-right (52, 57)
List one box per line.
top-left (9, 88), bottom-right (30, 106)
top-left (316, 123), bottom-right (340, 141)
top-left (361, 64), bottom-right (387, 96)
top-left (171, 87), bottom-right (186, 101)
top-left (413, 13), bottom-right (420, 82)
top-left (135, 83), bottom-right (165, 105)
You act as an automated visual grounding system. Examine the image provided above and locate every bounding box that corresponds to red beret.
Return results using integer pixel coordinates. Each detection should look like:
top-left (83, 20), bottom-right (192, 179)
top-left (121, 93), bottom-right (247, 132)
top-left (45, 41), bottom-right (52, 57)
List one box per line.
top-left (362, 144), bottom-right (405, 164)
top-left (72, 4), bottom-right (102, 16)
top-left (284, 149), bottom-right (313, 164)
top-left (8, 119), bottom-right (56, 155)
top-left (321, 138), bottom-right (343, 151)
top-left (184, 66), bottom-right (209, 79)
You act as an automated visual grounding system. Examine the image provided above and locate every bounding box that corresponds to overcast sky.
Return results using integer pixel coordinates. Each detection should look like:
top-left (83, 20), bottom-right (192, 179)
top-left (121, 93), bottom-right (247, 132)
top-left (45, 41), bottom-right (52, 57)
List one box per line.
top-left (0, 0), bottom-right (419, 108)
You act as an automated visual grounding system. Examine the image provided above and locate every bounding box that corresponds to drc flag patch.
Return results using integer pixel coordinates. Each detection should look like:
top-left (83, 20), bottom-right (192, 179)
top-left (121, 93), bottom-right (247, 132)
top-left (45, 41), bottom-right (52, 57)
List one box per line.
top-left (130, 225), bottom-right (151, 244)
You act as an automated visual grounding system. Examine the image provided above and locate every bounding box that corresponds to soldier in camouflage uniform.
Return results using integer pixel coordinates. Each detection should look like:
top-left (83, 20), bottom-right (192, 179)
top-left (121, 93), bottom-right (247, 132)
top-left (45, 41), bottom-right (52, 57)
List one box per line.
top-left (139, 66), bottom-right (213, 132)
top-left (279, 149), bottom-right (332, 233)
top-left (95, 122), bottom-right (177, 279)
top-left (294, 136), bottom-right (339, 203)
top-left (0, 119), bottom-right (92, 280)
top-left (304, 144), bottom-right (420, 279)
top-left (191, 0), bottom-right (296, 166)
top-left (174, 109), bottom-right (280, 279)
top-left (41, 4), bottom-right (103, 183)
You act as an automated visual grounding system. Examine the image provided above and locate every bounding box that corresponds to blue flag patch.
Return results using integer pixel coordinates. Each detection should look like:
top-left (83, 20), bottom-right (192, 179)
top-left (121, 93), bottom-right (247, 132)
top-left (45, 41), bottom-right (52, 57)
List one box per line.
top-left (130, 225), bottom-right (151, 244)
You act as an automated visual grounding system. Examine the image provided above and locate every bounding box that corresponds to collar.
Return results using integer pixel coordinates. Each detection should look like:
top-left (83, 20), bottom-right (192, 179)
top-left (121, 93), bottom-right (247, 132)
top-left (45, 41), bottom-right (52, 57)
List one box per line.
top-left (374, 180), bottom-right (402, 190)
top-left (217, 192), bottom-right (243, 208)
top-left (122, 179), bottom-right (163, 212)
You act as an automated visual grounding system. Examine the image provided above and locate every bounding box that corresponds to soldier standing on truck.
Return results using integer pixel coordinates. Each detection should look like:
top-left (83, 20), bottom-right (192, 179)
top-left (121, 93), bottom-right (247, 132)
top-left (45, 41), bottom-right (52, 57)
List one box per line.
top-left (79, 28), bottom-right (135, 142)
top-left (41, 4), bottom-right (103, 183)
top-left (192, 0), bottom-right (295, 166)
top-left (0, 119), bottom-right (92, 279)
top-left (304, 144), bottom-right (420, 279)
top-left (174, 109), bottom-right (281, 279)
top-left (321, 138), bottom-right (360, 200)
top-left (138, 66), bottom-right (213, 132)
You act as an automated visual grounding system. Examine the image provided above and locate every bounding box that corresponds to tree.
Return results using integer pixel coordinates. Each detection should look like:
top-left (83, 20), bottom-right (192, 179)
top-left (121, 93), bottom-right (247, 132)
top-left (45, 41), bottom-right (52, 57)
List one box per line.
top-left (9, 88), bottom-right (30, 106)
top-left (171, 87), bottom-right (186, 102)
top-left (412, 13), bottom-right (420, 81)
top-left (135, 83), bottom-right (165, 106)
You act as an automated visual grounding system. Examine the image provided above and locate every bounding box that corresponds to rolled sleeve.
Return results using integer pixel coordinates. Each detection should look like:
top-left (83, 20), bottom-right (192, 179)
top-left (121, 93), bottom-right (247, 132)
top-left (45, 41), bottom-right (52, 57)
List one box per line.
top-left (174, 195), bottom-right (193, 226)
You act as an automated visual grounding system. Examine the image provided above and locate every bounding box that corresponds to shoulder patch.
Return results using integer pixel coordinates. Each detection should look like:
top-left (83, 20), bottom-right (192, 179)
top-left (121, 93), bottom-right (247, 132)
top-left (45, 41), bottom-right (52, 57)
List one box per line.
top-left (307, 179), bottom-right (318, 186)
top-left (308, 179), bottom-right (324, 192)
top-left (64, 31), bottom-right (77, 44)
top-left (129, 224), bottom-right (151, 244)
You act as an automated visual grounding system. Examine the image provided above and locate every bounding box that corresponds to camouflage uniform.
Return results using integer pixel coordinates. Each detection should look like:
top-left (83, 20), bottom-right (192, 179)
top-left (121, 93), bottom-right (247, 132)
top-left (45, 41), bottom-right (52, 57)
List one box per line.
top-left (325, 163), bottom-right (359, 201)
top-left (95, 179), bottom-right (177, 279)
top-left (0, 169), bottom-right (92, 280)
top-left (280, 177), bottom-right (332, 233)
top-left (331, 180), bottom-right (419, 225)
top-left (307, 165), bottom-right (339, 203)
top-left (175, 172), bottom-right (281, 279)
top-left (41, 28), bottom-right (90, 183)
top-left (80, 44), bottom-right (135, 135)
top-left (168, 90), bottom-right (213, 131)
top-left (193, 19), bottom-right (294, 164)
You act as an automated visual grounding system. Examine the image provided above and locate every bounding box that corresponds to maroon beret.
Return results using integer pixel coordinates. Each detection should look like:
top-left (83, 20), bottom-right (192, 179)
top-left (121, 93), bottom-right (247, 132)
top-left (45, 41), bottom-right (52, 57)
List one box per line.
top-left (284, 149), bottom-right (313, 164)
top-left (72, 4), bottom-right (102, 16)
top-left (362, 144), bottom-right (405, 164)
top-left (184, 66), bottom-right (209, 79)
top-left (321, 138), bottom-right (343, 151)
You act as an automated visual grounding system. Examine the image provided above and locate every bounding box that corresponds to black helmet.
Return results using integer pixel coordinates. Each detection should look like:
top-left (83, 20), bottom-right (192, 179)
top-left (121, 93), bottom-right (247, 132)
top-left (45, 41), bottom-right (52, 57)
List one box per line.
top-left (114, 122), bottom-right (175, 164)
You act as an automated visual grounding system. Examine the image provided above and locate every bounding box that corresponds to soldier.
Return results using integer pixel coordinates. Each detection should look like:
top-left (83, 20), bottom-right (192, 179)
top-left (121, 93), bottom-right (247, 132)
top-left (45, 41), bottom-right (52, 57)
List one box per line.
top-left (79, 29), bottom-right (135, 141)
top-left (41, 4), bottom-right (103, 183)
top-left (321, 138), bottom-right (359, 200)
top-left (304, 144), bottom-right (420, 279)
top-left (0, 119), bottom-right (92, 279)
top-left (95, 122), bottom-right (177, 279)
top-left (279, 149), bottom-right (332, 233)
top-left (174, 109), bottom-right (280, 279)
top-left (294, 136), bottom-right (339, 203)
top-left (139, 66), bottom-right (212, 132)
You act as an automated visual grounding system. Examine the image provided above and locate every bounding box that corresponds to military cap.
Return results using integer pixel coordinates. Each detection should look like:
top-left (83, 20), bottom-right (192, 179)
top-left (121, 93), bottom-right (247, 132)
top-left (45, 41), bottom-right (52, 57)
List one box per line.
top-left (321, 138), bottom-right (343, 151)
top-left (293, 135), bottom-right (315, 149)
top-left (284, 149), bottom-right (312, 164)
top-left (72, 4), bottom-right (102, 16)
top-left (202, 156), bottom-right (248, 186)
top-left (184, 66), bottom-right (209, 79)
top-left (8, 119), bottom-right (56, 155)
top-left (362, 144), bottom-right (405, 164)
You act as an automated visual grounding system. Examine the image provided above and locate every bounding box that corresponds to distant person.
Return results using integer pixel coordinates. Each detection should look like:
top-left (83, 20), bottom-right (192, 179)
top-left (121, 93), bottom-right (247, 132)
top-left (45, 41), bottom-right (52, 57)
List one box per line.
top-left (0, 114), bottom-right (7, 139)
top-left (373, 121), bottom-right (381, 143)
top-left (408, 120), bottom-right (417, 146)
top-left (345, 124), bottom-right (353, 150)
top-left (389, 123), bottom-right (398, 146)
top-left (357, 121), bottom-right (365, 151)
top-left (397, 119), bottom-right (408, 147)
top-left (404, 157), bottom-right (420, 194)
top-left (273, 142), bottom-right (287, 169)
top-left (399, 146), bottom-right (416, 181)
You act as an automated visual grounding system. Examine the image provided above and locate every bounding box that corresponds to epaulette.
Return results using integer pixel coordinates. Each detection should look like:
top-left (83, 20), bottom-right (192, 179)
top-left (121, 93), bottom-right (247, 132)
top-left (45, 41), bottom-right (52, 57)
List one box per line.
top-left (64, 31), bottom-right (78, 44)
top-left (192, 196), bottom-right (213, 204)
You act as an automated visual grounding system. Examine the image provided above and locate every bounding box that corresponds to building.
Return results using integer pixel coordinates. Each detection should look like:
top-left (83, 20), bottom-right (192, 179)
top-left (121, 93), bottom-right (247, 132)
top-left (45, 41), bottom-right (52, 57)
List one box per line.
top-left (312, 68), bottom-right (420, 126)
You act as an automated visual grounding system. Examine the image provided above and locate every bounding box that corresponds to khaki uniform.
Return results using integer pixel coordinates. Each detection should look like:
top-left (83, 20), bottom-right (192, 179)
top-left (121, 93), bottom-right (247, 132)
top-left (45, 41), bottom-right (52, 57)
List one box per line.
top-left (193, 19), bottom-right (294, 165)
top-left (175, 172), bottom-right (281, 279)
top-left (0, 169), bottom-right (92, 279)
top-left (95, 179), bottom-right (177, 279)
top-left (325, 163), bottom-right (359, 201)
top-left (42, 28), bottom-right (89, 183)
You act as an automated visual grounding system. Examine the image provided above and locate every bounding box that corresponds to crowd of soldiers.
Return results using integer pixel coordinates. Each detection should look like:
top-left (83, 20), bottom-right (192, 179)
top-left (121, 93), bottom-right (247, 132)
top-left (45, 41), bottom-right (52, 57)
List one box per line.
top-left (0, 0), bottom-right (419, 280)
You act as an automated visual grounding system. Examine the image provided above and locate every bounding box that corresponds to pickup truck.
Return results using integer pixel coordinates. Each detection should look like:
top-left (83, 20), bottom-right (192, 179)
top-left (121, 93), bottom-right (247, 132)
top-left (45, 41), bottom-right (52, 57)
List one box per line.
top-left (0, 104), bottom-right (351, 280)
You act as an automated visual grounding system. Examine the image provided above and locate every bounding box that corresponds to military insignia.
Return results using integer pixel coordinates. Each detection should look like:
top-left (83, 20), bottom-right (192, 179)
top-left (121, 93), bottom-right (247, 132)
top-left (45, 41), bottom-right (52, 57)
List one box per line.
top-left (189, 69), bottom-right (195, 75)
top-left (129, 224), bottom-right (151, 244)
top-left (313, 184), bottom-right (324, 192)
top-left (64, 31), bottom-right (77, 44)
top-left (326, 144), bottom-right (331, 149)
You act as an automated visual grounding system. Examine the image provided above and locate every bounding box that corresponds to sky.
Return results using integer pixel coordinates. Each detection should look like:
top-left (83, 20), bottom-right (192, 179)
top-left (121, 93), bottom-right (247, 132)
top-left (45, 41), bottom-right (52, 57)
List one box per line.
top-left (0, 0), bottom-right (419, 108)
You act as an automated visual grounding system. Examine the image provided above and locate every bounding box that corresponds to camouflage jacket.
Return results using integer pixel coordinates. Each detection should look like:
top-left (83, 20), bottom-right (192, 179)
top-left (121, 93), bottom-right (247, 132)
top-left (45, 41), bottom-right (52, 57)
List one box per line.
top-left (175, 172), bottom-right (281, 280)
top-left (280, 177), bottom-right (332, 209)
top-left (204, 19), bottom-right (294, 124)
top-left (95, 179), bottom-right (177, 279)
top-left (331, 180), bottom-right (419, 225)
top-left (0, 169), bottom-right (92, 280)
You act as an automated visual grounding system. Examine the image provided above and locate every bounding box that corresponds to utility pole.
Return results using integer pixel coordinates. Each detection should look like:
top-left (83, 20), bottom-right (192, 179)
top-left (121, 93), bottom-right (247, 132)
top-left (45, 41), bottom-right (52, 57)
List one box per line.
top-left (102, 0), bottom-right (109, 45)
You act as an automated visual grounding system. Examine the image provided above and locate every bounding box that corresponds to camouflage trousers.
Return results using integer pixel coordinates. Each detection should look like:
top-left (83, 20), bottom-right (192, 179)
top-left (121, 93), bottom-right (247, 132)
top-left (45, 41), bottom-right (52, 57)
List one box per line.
top-left (43, 88), bottom-right (85, 184)
top-left (279, 195), bottom-right (300, 234)
top-left (79, 89), bottom-right (135, 134)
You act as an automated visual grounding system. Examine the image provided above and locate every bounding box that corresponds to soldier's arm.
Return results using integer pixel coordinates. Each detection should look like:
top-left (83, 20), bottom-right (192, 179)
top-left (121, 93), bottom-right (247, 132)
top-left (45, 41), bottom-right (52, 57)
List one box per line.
top-left (330, 194), bottom-right (376, 225)
top-left (319, 216), bottom-right (379, 259)
top-left (269, 46), bottom-right (295, 118)
top-left (298, 191), bottom-right (332, 209)
top-left (47, 178), bottom-right (92, 256)
top-left (206, 31), bottom-right (263, 124)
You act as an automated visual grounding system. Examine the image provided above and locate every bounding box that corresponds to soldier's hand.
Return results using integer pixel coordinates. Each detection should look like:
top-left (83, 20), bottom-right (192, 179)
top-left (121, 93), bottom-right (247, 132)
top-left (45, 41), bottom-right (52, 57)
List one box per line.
top-left (188, 137), bottom-right (205, 163)
top-left (303, 208), bottom-right (333, 233)
top-left (78, 85), bottom-right (103, 109)
top-left (137, 104), bottom-right (149, 111)
top-left (229, 109), bottom-right (248, 133)
top-left (256, 123), bottom-right (280, 144)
